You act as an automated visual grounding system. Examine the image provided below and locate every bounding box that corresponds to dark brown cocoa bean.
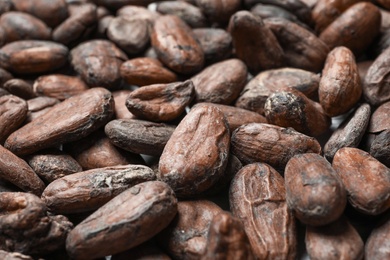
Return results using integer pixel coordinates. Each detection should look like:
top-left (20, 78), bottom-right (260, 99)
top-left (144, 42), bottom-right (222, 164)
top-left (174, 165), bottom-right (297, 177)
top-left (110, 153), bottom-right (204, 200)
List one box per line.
top-left (66, 181), bottom-right (177, 259)
top-left (52, 3), bottom-right (98, 47)
top-left (201, 212), bottom-right (255, 260)
top-left (157, 200), bottom-right (223, 259)
top-left (312, 0), bottom-right (362, 33)
top-left (370, 129), bottom-right (390, 168)
top-left (0, 192), bottom-right (73, 255)
top-left (158, 104), bottom-right (230, 197)
top-left (151, 15), bottom-right (204, 74)
top-left (120, 57), bottom-right (177, 87)
top-left (285, 153), bottom-right (347, 226)
top-left (196, 0), bottom-right (241, 24)
top-left (70, 40), bottom-right (128, 89)
top-left (192, 28), bottom-right (233, 64)
top-left (265, 17), bottom-right (329, 73)
top-left (105, 119), bottom-right (175, 156)
top-left (0, 12), bottom-right (51, 43)
top-left (33, 74), bottom-right (88, 100)
top-left (229, 163), bottom-right (297, 259)
top-left (306, 216), bottom-right (364, 260)
top-left (243, 0), bottom-right (313, 25)
top-left (126, 80), bottom-right (195, 122)
top-left (228, 11), bottom-right (284, 74)
top-left (195, 103), bottom-right (267, 132)
top-left (231, 123), bottom-right (322, 170)
top-left (0, 68), bottom-right (12, 88)
top-left (0, 95), bottom-right (27, 144)
top-left (319, 2), bottom-right (381, 56)
top-left (332, 147), bottom-right (390, 215)
top-left (27, 149), bottom-right (82, 183)
top-left (368, 101), bottom-right (390, 133)
top-left (42, 164), bottom-right (156, 214)
top-left (0, 40), bottom-right (69, 75)
top-left (264, 89), bottom-right (331, 136)
top-left (64, 130), bottom-right (145, 170)
top-left (251, 4), bottom-right (305, 28)
top-left (191, 59), bottom-right (247, 105)
top-left (235, 67), bottom-right (320, 115)
top-left (319, 46), bottom-right (362, 117)
top-left (112, 90), bottom-right (137, 119)
top-left (364, 47), bottom-right (390, 106)
top-left (11, 0), bottom-right (69, 28)
top-left (156, 1), bottom-right (208, 28)
top-left (3, 79), bottom-right (35, 100)
top-left (324, 103), bottom-right (371, 161)
top-left (4, 87), bottom-right (114, 156)
top-left (107, 16), bottom-right (150, 55)
top-left (0, 145), bottom-right (45, 195)
top-left (365, 214), bottom-right (390, 260)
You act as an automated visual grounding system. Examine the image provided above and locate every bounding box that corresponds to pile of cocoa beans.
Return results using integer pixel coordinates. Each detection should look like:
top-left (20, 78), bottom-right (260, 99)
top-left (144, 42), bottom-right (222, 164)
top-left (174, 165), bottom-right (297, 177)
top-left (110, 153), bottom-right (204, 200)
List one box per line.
top-left (0, 0), bottom-right (389, 259)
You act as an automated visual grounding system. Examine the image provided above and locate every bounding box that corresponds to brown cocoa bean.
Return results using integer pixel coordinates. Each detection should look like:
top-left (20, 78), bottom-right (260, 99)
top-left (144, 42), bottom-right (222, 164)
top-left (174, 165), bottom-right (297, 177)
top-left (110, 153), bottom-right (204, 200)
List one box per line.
top-left (235, 67), bottom-right (320, 115)
top-left (107, 16), bottom-right (150, 55)
top-left (66, 181), bottom-right (177, 259)
top-left (0, 192), bottom-right (73, 255)
top-left (156, 1), bottom-right (208, 28)
top-left (324, 103), bottom-right (371, 161)
top-left (0, 145), bottom-right (45, 195)
top-left (285, 153), bottom-right (347, 226)
top-left (42, 164), bottom-right (156, 214)
top-left (33, 74), bottom-right (89, 100)
top-left (105, 119), bottom-right (175, 156)
top-left (312, 0), bottom-right (362, 33)
top-left (319, 46), bottom-right (362, 116)
top-left (370, 129), bottom-right (390, 168)
top-left (251, 4), bottom-right (306, 28)
top-left (151, 15), bottom-right (204, 74)
top-left (117, 5), bottom-right (159, 25)
top-left (229, 163), bottom-right (297, 259)
top-left (368, 101), bottom-right (390, 133)
top-left (231, 123), bottom-right (322, 170)
top-left (191, 59), bottom-right (247, 105)
top-left (120, 57), bottom-right (177, 87)
top-left (364, 47), bottom-right (390, 106)
top-left (11, 0), bottom-right (69, 28)
top-left (332, 147), bottom-right (390, 215)
top-left (70, 39), bottom-right (128, 89)
top-left (158, 104), bottom-right (230, 197)
top-left (306, 216), bottom-right (364, 260)
top-left (264, 89), bottom-right (331, 136)
top-left (157, 200), bottom-right (223, 259)
top-left (201, 212), bottom-right (255, 260)
top-left (52, 3), bottom-right (98, 47)
top-left (4, 87), bottom-right (114, 156)
top-left (3, 79), bottom-right (35, 100)
top-left (319, 2), bottom-right (381, 56)
top-left (0, 40), bottom-right (69, 75)
top-left (27, 149), bottom-right (82, 183)
top-left (196, 0), bottom-right (241, 24)
top-left (365, 214), bottom-right (390, 260)
top-left (228, 11), bottom-right (284, 74)
top-left (265, 17), bottom-right (329, 72)
top-left (0, 12), bottom-right (51, 43)
top-left (0, 95), bottom-right (27, 144)
top-left (126, 80), bottom-right (194, 122)
top-left (192, 28), bottom-right (233, 64)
